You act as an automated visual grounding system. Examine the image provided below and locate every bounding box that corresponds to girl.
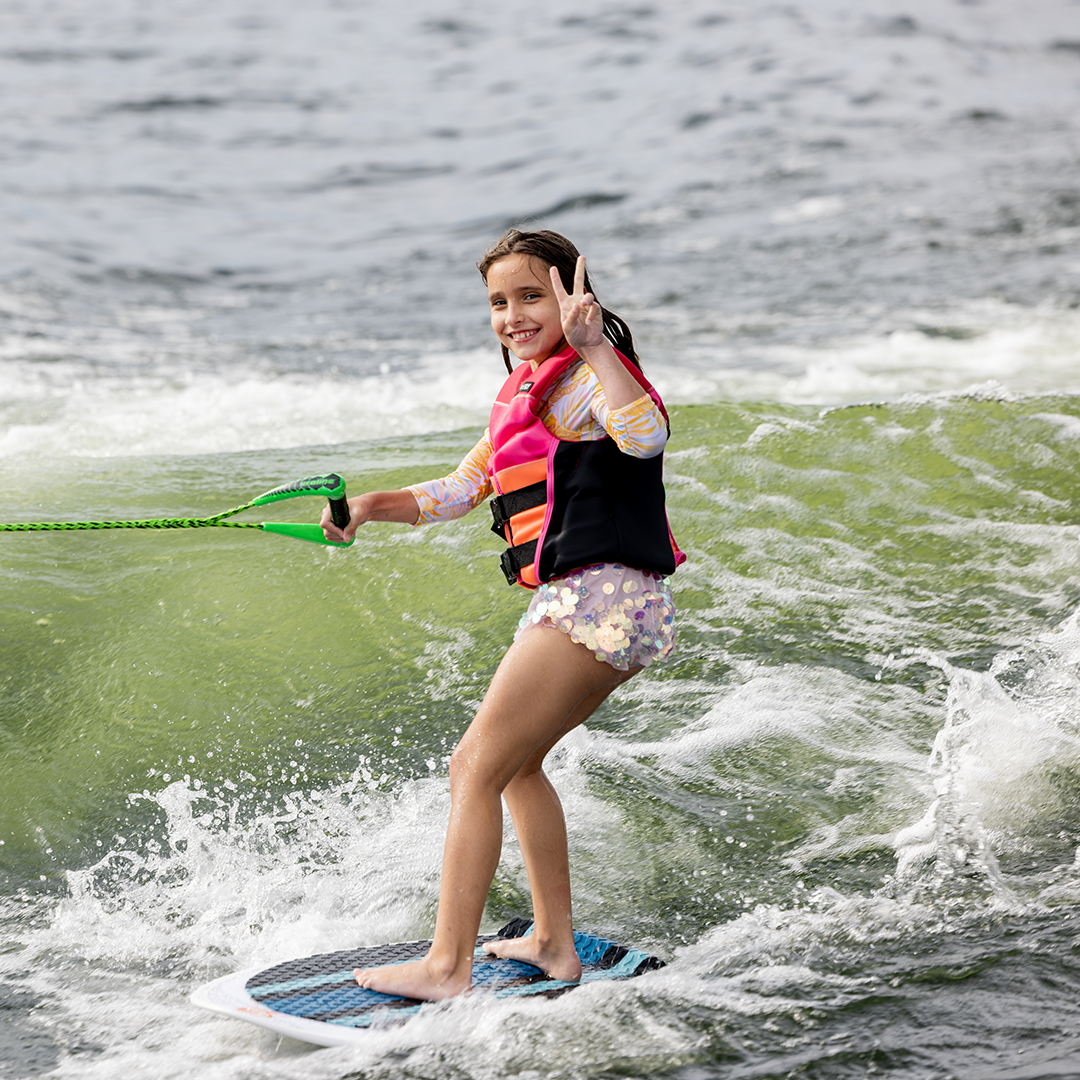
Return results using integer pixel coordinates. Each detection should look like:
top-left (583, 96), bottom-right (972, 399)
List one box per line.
top-left (320, 229), bottom-right (683, 1002)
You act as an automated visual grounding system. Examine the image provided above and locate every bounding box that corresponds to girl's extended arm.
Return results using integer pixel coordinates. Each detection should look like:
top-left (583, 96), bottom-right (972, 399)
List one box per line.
top-left (408, 433), bottom-right (494, 524)
top-left (319, 432), bottom-right (494, 542)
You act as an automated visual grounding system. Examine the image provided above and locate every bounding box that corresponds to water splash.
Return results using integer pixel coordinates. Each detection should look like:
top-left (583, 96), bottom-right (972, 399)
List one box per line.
top-left (45, 767), bottom-right (449, 980)
top-left (891, 609), bottom-right (1080, 906)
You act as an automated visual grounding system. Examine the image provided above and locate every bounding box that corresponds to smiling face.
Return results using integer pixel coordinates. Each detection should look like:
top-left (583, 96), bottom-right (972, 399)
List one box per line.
top-left (486, 254), bottom-right (565, 367)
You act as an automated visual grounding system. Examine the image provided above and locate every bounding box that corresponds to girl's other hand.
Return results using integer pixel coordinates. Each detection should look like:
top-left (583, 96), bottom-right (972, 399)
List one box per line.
top-left (551, 256), bottom-right (604, 354)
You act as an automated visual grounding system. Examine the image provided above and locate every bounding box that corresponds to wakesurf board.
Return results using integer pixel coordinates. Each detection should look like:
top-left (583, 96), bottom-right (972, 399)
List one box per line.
top-left (191, 917), bottom-right (664, 1047)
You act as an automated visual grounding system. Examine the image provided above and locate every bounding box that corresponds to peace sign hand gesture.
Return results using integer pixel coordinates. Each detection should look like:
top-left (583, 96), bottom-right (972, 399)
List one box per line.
top-left (547, 253), bottom-right (643, 411)
top-left (550, 255), bottom-right (605, 354)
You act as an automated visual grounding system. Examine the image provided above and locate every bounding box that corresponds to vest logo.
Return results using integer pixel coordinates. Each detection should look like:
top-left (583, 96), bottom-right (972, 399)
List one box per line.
top-left (518, 381), bottom-right (534, 393)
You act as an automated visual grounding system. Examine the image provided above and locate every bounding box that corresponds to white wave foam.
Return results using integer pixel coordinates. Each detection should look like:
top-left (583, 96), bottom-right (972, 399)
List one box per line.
top-left (3, 307), bottom-right (1079, 461)
top-left (653, 305), bottom-right (1080, 407)
top-left (0, 350), bottom-right (503, 460)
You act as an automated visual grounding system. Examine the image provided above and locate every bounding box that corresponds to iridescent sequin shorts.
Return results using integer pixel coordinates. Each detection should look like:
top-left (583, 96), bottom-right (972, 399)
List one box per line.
top-left (515, 563), bottom-right (676, 670)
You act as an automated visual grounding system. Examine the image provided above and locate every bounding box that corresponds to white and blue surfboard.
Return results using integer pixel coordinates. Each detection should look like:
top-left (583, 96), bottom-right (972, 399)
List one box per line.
top-left (191, 917), bottom-right (665, 1047)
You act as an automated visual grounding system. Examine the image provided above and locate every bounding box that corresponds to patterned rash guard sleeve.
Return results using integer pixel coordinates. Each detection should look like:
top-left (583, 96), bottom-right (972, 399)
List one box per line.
top-left (543, 361), bottom-right (668, 458)
top-left (602, 394), bottom-right (668, 458)
top-left (406, 431), bottom-right (494, 525)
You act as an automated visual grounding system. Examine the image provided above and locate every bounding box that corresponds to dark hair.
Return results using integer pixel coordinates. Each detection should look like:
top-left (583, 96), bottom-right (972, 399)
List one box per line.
top-left (477, 229), bottom-right (640, 375)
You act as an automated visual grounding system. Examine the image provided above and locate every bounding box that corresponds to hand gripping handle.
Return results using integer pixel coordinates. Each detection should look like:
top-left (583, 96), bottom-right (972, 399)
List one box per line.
top-left (253, 473), bottom-right (353, 547)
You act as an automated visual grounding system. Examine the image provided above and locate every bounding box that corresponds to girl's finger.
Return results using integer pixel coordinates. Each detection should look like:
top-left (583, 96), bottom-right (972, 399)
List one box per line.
top-left (550, 264), bottom-right (568, 302)
top-left (573, 255), bottom-right (587, 296)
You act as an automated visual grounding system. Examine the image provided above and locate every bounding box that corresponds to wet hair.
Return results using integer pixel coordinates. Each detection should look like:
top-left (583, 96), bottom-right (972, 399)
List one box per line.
top-left (477, 229), bottom-right (640, 374)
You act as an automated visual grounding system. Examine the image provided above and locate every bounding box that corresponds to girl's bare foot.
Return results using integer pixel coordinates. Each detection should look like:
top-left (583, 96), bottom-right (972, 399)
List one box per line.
top-left (354, 954), bottom-right (471, 1002)
top-left (482, 933), bottom-right (582, 983)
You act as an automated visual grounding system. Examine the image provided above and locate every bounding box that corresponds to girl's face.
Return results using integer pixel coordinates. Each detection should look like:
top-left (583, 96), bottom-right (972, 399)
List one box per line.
top-left (486, 254), bottom-right (565, 366)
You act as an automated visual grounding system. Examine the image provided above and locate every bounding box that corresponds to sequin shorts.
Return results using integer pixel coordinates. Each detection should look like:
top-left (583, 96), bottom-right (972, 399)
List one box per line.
top-left (515, 563), bottom-right (676, 670)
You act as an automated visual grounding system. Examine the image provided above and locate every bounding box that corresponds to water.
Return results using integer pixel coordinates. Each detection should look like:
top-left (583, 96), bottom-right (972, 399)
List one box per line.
top-left (3, 0), bottom-right (1080, 1076)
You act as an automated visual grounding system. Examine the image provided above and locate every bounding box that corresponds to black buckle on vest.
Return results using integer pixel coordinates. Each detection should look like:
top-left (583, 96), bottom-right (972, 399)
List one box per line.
top-left (489, 480), bottom-right (546, 538)
top-left (499, 539), bottom-right (538, 585)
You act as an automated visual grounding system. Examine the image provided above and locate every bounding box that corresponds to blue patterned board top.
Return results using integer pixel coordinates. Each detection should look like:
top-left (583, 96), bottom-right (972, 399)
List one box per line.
top-left (243, 917), bottom-right (664, 1030)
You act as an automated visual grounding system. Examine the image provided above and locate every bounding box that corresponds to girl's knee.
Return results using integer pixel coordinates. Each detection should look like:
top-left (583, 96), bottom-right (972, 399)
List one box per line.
top-left (448, 739), bottom-right (505, 797)
top-left (447, 742), bottom-right (472, 789)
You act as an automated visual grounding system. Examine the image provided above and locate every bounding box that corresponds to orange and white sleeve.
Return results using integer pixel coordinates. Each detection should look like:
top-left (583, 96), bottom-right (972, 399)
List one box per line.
top-left (601, 392), bottom-right (668, 458)
top-left (405, 431), bottom-right (494, 524)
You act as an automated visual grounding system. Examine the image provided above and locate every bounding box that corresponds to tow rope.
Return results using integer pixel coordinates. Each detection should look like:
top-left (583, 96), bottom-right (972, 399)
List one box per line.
top-left (0, 473), bottom-right (353, 547)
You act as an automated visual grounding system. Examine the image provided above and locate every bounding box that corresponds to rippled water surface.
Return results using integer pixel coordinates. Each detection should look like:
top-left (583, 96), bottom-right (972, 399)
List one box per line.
top-left (3, 1), bottom-right (1080, 1077)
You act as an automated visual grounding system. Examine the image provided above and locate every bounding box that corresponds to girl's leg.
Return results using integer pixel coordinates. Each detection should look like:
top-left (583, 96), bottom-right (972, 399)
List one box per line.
top-left (354, 625), bottom-right (635, 1001)
top-left (481, 673), bottom-right (637, 977)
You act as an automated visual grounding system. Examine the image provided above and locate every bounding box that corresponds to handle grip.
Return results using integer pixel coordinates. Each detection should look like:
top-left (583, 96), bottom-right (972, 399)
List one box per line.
top-left (329, 495), bottom-right (350, 530)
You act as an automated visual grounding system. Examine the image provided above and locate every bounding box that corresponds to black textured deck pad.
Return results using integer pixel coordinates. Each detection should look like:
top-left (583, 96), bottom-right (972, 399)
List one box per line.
top-left (243, 918), bottom-right (664, 1030)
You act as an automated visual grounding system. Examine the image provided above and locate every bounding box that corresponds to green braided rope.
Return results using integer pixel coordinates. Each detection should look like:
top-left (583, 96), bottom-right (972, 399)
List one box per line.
top-left (0, 475), bottom-right (352, 547)
top-left (0, 500), bottom-right (261, 533)
top-left (0, 518), bottom-right (265, 533)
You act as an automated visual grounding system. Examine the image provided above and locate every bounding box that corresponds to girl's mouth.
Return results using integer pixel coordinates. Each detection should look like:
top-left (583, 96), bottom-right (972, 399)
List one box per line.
top-left (510, 328), bottom-right (539, 341)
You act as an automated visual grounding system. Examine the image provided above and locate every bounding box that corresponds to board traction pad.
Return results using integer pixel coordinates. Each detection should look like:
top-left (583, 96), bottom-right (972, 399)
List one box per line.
top-left (241, 917), bottom-right (664, 1031)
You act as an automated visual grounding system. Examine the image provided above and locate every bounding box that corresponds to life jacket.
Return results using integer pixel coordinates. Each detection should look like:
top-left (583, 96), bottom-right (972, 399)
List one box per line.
top-left (487, 343), bottom-right (685, 588)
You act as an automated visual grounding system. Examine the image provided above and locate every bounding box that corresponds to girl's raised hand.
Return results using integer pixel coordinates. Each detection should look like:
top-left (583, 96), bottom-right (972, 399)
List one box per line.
top-left (550, 256), bottom-right (604, 353)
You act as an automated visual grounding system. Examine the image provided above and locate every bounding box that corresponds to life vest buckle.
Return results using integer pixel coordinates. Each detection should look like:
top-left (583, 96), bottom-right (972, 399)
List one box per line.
top-left (499, 539), bottom-right (539, 585)
top-left (489, 480), bottom-right (546, 539)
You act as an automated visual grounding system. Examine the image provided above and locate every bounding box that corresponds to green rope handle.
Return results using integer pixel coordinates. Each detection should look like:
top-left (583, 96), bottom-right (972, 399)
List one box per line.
top-left (0, 473), bottom-right (352, 547)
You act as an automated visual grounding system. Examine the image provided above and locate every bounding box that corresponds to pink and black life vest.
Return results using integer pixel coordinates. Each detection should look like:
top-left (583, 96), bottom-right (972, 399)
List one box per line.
top-left (487, 344), bottom-right (685, 588)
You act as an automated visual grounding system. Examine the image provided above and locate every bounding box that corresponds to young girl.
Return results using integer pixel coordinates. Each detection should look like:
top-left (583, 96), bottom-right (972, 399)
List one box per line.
top-left (320, 229), bottom-right (683, 1002)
